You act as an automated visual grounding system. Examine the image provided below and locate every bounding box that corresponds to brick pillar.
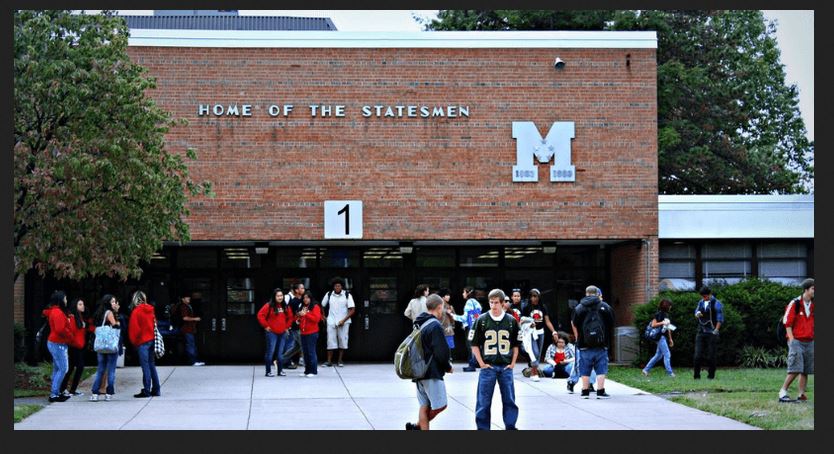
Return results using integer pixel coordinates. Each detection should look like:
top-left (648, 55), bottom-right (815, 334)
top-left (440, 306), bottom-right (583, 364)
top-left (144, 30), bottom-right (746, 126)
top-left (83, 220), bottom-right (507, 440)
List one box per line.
top-left (14, 275), bottom-right (25, 324)
top-left (609, 236), bottom-right (659, 327)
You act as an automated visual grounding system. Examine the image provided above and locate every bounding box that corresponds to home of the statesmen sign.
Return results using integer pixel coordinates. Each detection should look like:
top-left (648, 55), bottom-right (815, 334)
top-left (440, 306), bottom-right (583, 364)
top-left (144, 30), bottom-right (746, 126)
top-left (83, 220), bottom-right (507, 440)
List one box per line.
top-left (197, 103), bottom-right (470, 118)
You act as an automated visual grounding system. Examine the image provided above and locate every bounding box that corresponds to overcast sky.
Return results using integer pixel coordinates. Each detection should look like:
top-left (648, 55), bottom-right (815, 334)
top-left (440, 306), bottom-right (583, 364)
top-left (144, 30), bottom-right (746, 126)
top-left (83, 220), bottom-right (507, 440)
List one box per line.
top-left (103, 9), bottom-right (814, 141)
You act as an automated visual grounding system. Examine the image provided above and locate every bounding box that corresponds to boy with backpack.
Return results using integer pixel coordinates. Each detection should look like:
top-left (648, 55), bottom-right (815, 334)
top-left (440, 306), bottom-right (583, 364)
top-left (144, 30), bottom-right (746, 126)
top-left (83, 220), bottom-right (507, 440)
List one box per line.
top-left (571, 285), bottom-right (614, 399)
top-left (778, 278), bottom-right (814, 403)
top-left (404, 294), bottom-right (453, 430)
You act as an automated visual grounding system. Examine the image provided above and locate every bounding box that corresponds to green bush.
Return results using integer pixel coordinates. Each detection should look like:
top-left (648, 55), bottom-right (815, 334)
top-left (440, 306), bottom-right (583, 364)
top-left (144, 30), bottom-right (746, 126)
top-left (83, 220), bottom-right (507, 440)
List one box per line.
top-left (14, 322), bottom-right (26, 363)
top-left (739, 345), bottom-right (787, 368)
top-left (634, 278), bottom-right (803, 367)
top-left (634, 290), bottom-right (745, 367)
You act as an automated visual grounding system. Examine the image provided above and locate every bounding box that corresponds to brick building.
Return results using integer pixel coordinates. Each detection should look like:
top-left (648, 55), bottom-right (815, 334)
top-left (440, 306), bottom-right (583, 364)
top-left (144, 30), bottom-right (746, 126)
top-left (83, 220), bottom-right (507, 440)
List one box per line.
top-left (21, 28), bottom-right (661, 362)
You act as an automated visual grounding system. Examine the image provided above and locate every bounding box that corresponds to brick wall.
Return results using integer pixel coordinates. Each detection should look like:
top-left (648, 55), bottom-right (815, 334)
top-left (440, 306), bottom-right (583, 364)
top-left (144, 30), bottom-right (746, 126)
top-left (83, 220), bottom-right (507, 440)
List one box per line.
top-left (14, 275), bottom-right (25, 324)
top-left (609, 235), bottom-right (659, 326)
top-left (126, 46), bottom-right (658, 242)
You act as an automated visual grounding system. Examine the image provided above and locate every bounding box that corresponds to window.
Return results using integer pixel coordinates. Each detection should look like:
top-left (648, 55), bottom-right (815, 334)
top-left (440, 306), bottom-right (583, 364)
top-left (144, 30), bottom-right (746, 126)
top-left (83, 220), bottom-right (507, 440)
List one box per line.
top-left (320, 248), bottom-right (360, 268)
top-left (221, 248), bottom-right (261, 269)
top-left (505, 247), bottom-right (554, 267)
top-left (226, 278), bottom-right (255, 315)
top-left (369, 277), bottom-right (398, 315)
top-left (758, 242), bottom-right (808, 285)
top-left (415, 248), bottom-right (455, 267)
top-left (177, 249), bottom-right (217, 268)
top-left (275, 248), bottom-right (317, 268)
top-left (363, 247), bottom-right (403, 268)
top-left (659, 243), bottom-right (696, 291)
top-left (702, 242), bottom-right (751, 285)
top-left (459, 248), bottom-right (500, 268)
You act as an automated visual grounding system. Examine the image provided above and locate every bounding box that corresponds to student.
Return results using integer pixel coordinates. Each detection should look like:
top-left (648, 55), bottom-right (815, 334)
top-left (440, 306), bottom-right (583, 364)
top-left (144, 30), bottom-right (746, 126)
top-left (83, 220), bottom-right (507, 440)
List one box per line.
top-left (404, 284), bottom-right (429, 321)
top-left (542, 332), bottom-right (575, 379)
top-left (521, 288), bottom-right (556, 382)
top-left (129, 291), bottom-right (161, 398)
top-left (438, 288), bottom-right (457, 350)
top-left (90, 294), bottom-right (121, 401)
top-left (405, 294), bottom-right (453, 430)
top-left (60, 297), bottom-right (90, 397)
top-left (282, 282), bottom-right (306, 369)
top-left (572, 286), bottom-right (614, 399)
top-left (693, 286), bottom-right (724, 380)
top-left (471, 289), bottom-right (521, 430)
top-left (297, 290), bottom-right (322, 377)
top-left (176, 293), bottom-right (205, 366)
top-left (43, 290), bottom-right (73, 403)
top-left (257, 288), bottom-right (293, 377)
top-left (453, 287), bottom-right (483, 372)
top-left (779, 278), bottom-right (814, 403)
top-left (321, 277), bottom-right (356, 367)
top-left (642, 299), bottom-right (676, 377)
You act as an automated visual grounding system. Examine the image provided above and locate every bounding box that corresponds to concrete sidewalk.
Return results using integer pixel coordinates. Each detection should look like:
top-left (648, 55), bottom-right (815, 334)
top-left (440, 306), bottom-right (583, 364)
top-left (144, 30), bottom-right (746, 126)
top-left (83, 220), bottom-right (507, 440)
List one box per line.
top-left (14, 363), bottom-right (756, 430)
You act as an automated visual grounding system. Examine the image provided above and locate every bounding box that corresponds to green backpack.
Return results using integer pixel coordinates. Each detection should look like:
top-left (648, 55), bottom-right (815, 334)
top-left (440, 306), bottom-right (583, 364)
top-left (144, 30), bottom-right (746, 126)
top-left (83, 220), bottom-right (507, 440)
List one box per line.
top-left (394, 318), bottom-right (439, 380)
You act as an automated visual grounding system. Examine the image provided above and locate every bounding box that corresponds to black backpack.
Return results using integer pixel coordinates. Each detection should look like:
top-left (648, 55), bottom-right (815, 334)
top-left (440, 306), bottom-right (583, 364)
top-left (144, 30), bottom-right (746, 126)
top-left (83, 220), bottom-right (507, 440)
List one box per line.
top-left (169, 302), bottom-right (184, 329)
top-left (34, 318), bottom-right (51, 360)
top-left (776, 298), bottom-right (802, 346)
top-left (582, 304), bottom-right (607, 348)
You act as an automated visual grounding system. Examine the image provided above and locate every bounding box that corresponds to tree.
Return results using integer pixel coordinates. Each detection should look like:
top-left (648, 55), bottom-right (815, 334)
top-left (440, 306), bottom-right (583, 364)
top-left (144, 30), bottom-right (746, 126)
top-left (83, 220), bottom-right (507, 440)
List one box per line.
top-left (427, 10), bottom-right (814, 194)
top-left (425, 10), bottom-right (615, 30)
top-left (14, 10), bottom-right (212, 282)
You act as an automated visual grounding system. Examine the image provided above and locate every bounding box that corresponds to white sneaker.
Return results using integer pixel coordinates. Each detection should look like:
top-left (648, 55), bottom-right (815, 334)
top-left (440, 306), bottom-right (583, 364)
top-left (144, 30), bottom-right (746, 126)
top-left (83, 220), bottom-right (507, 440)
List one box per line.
top-left (192, 362), bottom-right (205, 367)
top-left (61, 390), bottom-right (72, 397)
top-left (531, 374), bottom-right (540, 382)
top-left (305, 373), bottom-right (317, 378)
top-left (105, 394), bottom-right (113, 401)
top-left (89, 394), bottom-right (99, 402)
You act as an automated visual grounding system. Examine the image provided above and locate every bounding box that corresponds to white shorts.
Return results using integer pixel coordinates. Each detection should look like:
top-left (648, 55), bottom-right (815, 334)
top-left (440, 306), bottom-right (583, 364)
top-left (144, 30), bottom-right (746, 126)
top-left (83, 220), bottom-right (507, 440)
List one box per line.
top-left (327, 323), bottom-right (350, 350)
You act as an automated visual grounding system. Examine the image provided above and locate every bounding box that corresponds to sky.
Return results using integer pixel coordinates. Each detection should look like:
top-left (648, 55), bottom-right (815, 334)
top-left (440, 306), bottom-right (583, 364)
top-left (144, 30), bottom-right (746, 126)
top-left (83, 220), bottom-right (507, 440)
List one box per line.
top-left (100, 10), bottom-right (814, 141)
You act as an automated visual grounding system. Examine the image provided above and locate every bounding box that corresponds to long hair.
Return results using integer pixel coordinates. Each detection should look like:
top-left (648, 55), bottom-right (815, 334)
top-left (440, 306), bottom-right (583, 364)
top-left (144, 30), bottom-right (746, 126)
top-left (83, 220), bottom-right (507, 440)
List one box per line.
top-left (47, 290), bottom-right (67, 315)
top-left (269, 288), bottom-right (286, 313)
top-left (414, 284), bottom-right (429, 298)
top-left (659, 298), bottom-right (672, 313)
top-left (68, 297), bottom-right (85, 329)
top-left (302, 290), bottom-right (317, 307)
top-left (93, 294), bottom-right (116, 326)
top-left (130, 290), bottom-right (147, 310)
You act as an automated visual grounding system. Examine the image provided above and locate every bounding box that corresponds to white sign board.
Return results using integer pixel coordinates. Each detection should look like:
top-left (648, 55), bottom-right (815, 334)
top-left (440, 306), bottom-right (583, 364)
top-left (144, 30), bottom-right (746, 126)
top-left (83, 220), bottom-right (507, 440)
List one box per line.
top-left (324, 201), bottom-right (363, 239)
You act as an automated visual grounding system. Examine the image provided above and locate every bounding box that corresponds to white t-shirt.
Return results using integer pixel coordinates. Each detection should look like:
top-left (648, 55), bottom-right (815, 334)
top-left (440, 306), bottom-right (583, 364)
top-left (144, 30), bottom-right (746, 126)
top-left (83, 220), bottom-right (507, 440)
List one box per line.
top-left (323, 290), bottom-right (355, 326)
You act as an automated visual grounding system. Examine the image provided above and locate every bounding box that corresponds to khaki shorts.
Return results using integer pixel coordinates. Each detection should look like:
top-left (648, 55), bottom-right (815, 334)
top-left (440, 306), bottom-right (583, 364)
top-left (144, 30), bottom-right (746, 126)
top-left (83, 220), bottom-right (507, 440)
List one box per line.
top-left (326, 323), bottom-right (350, 350)
top-left (416, 378), bottom-right (447, 410)
top-left (787, 340), bottom-right (814, 374)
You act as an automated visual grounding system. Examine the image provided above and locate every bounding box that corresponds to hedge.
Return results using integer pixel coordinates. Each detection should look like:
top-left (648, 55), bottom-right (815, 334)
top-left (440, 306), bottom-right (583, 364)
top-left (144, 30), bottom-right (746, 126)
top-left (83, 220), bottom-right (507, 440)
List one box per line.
top-left (633, 278), bottom-right (803, 367)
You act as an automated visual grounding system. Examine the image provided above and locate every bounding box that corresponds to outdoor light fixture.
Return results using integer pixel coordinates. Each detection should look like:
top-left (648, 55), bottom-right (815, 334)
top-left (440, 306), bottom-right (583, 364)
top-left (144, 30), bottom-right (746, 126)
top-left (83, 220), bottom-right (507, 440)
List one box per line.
top-left (554, 57), bottom-right (565, 70)
top-left (542, 242), bottom-right (557, 254)
top-left (399, 242), bottom-right (414, 254)
top-left (255, 242), bottom-right (269, 255)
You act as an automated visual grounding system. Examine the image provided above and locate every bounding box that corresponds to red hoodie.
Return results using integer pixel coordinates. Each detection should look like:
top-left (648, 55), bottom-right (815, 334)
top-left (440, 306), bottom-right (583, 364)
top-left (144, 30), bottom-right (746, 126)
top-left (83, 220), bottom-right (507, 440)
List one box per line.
top-left (298, 304), bottom-right (322, 335)
top-left (257, 302), bottom-right (294, 334)
top-left (67, 314), bottom-right (88, 349)
top-left (42, 306), bottom-right (73, 344)
top-left (129, 304), bottom-right (156, 347)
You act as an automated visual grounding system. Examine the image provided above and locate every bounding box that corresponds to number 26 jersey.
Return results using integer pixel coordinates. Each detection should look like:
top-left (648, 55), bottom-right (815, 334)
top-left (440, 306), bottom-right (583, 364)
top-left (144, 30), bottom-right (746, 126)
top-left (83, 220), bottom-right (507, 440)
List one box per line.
top-left (470, 312), bottom-right (521, 366)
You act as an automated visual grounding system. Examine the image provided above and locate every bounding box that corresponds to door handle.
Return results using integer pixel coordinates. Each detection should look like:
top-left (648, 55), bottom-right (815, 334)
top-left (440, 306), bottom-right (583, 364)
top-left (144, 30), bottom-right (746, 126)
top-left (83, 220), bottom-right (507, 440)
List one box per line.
top-left (211, 318), bottom-right (217, 332)
top-left (364, 315), bottom-right (369, 330)
top-left (221, 317), bottom-right (227, 332)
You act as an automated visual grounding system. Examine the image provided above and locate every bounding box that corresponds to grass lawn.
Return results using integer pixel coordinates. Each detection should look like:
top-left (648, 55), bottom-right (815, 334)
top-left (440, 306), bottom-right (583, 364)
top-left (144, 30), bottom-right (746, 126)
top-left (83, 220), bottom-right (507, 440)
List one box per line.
top-left (14, 405), bottom-right (44, 423)
top-left (607, 365), bottom-right (814, 430)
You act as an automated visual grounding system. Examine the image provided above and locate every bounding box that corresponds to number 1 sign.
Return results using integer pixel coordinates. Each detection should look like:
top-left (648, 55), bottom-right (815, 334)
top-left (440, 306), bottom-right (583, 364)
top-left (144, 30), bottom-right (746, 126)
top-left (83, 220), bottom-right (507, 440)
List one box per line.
top-left (324, 201), bottom-right (363, 239)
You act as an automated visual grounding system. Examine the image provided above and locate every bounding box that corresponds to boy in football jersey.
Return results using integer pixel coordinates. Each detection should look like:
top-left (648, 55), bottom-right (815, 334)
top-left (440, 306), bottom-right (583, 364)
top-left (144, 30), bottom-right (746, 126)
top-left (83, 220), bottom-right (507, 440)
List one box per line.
top-left (471, 289), bottom-right (521, 430)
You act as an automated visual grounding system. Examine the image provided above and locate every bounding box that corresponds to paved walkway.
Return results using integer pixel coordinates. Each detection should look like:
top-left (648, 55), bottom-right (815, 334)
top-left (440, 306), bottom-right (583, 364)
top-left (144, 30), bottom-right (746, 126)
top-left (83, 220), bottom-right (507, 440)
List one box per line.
top-left (14, 363), bottom-right (756, 430)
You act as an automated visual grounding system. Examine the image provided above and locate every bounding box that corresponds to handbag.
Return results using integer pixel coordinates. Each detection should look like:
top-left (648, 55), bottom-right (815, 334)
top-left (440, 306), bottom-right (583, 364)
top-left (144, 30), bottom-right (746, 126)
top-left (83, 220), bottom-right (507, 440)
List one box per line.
top-left (94, 310), bottom-right (121, 354)
top-left (154, 323), bottom-right (165, 359)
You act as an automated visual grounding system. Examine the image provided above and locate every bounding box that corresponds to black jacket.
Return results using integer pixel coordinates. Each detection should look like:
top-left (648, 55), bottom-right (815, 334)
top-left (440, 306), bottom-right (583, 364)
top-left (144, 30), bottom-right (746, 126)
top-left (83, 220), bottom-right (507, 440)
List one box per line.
top-left (572, 296), bottom-right (615, 349)
top-left (414, 312), bottom-right (452, 381)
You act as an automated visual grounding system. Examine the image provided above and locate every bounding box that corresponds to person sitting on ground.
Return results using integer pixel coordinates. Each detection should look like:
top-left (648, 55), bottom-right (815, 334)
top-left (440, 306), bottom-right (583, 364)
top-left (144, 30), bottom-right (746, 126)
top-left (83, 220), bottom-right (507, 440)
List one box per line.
top-left (542, 332), bottom-right (575, 379)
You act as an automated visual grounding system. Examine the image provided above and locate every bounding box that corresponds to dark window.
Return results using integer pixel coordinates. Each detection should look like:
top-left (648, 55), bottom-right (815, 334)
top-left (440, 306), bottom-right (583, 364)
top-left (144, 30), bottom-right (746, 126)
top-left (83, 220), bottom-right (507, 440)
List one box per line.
top-left (702, 242), bottom-right (752, 285)
top-left (659, 243), bottom-right (696, 291)
top-left (226, 277), bottom-right (255, 315)
top-left (415, 248), bottom-right (455, 268)
top-left (757, 242), bottom-right (808, 285)
top-left (221, 248), bottom-right (261, 269)
top-left (459, 248), bottom-right (500, 268)
top-left (505, 247), bottom-right (554, 267)
top-left (363, 247), bottom-right (404, 268)
top-left (275, 248), bottom-right (317, 268)
top-left (177, 249), bottom-right (217, 268)
top-left (320, 248), bottom-right (360, 268)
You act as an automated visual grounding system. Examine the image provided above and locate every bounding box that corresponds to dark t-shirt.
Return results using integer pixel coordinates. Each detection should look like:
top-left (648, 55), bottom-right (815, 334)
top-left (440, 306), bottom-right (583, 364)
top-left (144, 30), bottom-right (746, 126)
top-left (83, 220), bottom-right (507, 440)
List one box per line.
top-left (654, 311), bottom-right (668, 324)
top-left (178, 303), bottom-right (197, 334)
top-left (288, 297), bottom-right (303, 329)
top-left (471, 313), bottom-right (521, 366)
top-left (522, 302), bottom-right (548, 331)
top-left (572, 299), bottom-right (615, 349)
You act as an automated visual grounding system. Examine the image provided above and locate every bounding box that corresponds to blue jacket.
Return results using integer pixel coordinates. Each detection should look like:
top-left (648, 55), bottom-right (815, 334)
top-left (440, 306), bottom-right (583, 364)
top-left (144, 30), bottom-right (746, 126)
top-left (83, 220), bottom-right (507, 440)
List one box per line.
top-left (453, 298), bottom-right (482, 329)
top-left (694, 297), bottom-right (724, 333)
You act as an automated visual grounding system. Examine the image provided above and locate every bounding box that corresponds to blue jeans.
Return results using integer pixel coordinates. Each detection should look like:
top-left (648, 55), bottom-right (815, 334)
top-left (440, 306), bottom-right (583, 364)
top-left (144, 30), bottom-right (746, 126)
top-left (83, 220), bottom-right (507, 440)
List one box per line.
top-left (47, 341), bottom-right (69, 397)
top-left (137, 341), bottom-right (161, 395)
top-left (529, 332), bottom-right (544, 367)
top-left (475, 365), bottom-right (518, 430)
top-left (643, 336), bottom-right (674, 375)
top-left (301, 332), bottom-right (319, 375)
top-left (282, 329), bottom-right (301, 366)
top-left (183, 332), bottom-right (199, 365)
top-left (264, 331), bottom-right (287, 374)
top-left (542, 362), bottom-right (571, 378)
top-left (568, 349), bottom-right (596, 384)
top-left (91, 352), bottom-right (118, 395)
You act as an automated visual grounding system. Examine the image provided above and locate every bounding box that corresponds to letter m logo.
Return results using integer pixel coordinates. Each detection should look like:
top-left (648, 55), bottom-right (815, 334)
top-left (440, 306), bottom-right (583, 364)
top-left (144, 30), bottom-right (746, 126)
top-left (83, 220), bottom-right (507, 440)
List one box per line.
top-left (512, 121), bottom-right (575, 182)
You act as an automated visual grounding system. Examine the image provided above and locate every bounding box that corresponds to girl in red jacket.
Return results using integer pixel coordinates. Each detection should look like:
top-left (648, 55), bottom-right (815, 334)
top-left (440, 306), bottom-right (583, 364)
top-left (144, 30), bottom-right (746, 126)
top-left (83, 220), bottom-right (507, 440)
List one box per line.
top-left (43, 290), bottom-right (73, 402)
top-left (60, 297), bottom-right (89, 397)
top-left (297, 291), bottom-right (322, 377)
top-left (129, 291), bottom-right (161, 398)
top-left (257, 288), bottom-right (294, 377)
